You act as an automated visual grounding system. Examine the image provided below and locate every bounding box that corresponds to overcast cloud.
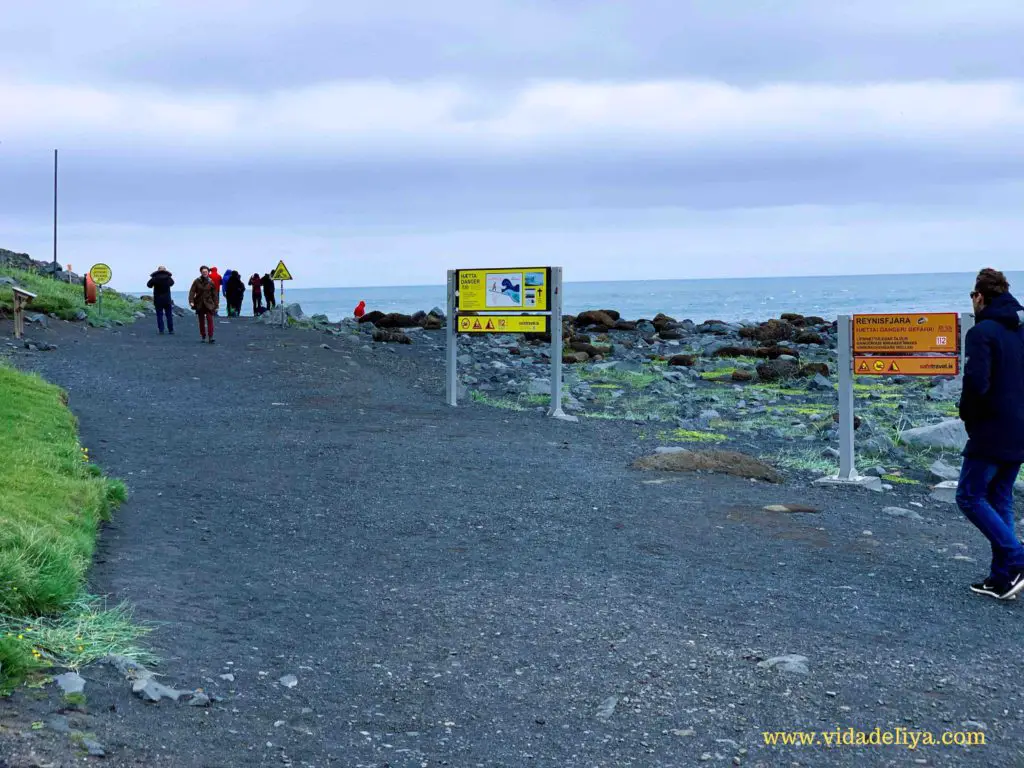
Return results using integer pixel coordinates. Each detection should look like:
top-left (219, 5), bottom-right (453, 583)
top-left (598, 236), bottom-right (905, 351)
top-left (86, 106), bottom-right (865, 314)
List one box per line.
top-left (1, 1), bottom-right (1022, 288)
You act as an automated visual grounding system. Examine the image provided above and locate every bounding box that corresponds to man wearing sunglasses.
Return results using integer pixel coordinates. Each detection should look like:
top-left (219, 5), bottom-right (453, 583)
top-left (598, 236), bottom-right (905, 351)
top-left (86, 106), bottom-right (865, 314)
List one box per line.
top-left (958, 268), bottom-right (1024, 599)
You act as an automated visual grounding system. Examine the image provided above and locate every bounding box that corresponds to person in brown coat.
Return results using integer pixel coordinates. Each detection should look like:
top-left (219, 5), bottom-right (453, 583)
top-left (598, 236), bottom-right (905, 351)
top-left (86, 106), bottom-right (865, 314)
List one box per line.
top-left (188, 265), bottom-right (220, 343)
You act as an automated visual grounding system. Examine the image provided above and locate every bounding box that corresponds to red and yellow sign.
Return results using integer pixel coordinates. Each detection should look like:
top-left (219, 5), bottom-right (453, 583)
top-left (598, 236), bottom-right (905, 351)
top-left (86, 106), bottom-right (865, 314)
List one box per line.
top-left (853, 313), bottom-right (958, 354)
top-left (457, 315), bottom-right (549, 334)
top-left (855, 356), bottom-right (960, 376)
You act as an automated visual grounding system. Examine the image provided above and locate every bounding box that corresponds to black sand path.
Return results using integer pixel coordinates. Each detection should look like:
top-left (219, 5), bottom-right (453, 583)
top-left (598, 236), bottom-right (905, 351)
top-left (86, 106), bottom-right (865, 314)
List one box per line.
top-left (6, 316), bottom-right (1024, 767)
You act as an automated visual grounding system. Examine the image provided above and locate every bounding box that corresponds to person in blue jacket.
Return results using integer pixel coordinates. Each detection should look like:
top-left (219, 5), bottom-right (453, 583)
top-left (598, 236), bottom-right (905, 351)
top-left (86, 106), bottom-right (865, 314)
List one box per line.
top-left (957, 268), bottom-right (1024, 600)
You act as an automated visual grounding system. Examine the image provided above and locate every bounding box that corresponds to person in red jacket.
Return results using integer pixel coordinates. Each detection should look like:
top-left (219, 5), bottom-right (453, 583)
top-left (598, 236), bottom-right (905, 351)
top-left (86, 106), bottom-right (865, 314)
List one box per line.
top-left (209, 267), bottom-right (223, 315)
top-left (354, 300), bottom-right (366, 319)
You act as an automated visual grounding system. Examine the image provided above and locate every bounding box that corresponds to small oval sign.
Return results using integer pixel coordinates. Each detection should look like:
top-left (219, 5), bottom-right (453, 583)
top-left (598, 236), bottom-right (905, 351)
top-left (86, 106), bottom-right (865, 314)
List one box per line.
top-left (89, 263), bottom-right (113, 285)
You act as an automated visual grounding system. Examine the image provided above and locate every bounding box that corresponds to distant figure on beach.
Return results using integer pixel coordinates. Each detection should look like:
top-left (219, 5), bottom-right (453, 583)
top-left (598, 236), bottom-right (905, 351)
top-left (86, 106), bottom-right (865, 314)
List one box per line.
top-left (354, 300), bottom-right (366, 319)
top-left (188, 265), bottom-right (220, 343)
top-left (262, 273), bottom-right (277, 309)
top-left (146, 265), bottom-right (175, 335)
top-left (249, 273), bottom-right (264, 314)
top-left (209, 267), bottom-right (223, 316)
top-left (225, 271), bottom-right (246, 317)
top-left (957, 268), bottom-right (1024, 600)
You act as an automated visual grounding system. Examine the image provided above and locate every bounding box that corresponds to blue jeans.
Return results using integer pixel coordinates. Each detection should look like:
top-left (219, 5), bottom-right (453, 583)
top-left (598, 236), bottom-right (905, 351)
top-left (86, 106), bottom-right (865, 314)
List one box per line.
top-left (156, 305), bottom-right (174, 333)
top-left (957, 458), bottom-right (1024, 584)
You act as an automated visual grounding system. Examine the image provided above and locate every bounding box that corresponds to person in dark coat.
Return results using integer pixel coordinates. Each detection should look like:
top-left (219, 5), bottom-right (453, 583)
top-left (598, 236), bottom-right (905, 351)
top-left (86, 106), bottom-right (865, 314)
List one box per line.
top-left (262, 273), bottom-right (276, 309)
top-left (188, 265), bottom-right (220, 343)
top-left (225, 271), bottom-right (246, 317)
top-left (957, 268), bottom-right (1024, 600)
top-left (146, 265), bottom-right (175, 334)
top-left (249, 273), bottom-right (264, 314)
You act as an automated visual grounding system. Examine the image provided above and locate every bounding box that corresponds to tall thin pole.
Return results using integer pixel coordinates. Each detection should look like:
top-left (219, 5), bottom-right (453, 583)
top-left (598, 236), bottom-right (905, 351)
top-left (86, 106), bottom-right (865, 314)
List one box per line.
top-left (52, 149), bottom-right (58, 276)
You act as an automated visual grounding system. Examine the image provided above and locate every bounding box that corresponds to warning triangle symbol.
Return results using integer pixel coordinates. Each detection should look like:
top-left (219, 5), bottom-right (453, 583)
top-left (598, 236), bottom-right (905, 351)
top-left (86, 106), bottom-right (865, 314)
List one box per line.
top-left (271, 260), bottom-right (293, 280)
top-left (473, 319), bottom-right (482, 329)
top-left (858, 361), bottom-right (869, 372)
top-left (889, 361), bottom-right (900, 372)
top-left (485, 319), bottom-right (495, 330)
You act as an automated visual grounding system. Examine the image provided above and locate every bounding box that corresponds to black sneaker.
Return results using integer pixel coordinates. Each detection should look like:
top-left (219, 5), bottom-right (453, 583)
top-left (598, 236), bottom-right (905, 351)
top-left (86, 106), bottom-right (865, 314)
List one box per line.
top-left (208, 338), bottom-right (216, 344)
top-left (1000, 571), bottom-right (1024, 600)
top-left (200, 337), bottom-right (207, 343)
top-left (970, 581), bottom-right (1005, 599)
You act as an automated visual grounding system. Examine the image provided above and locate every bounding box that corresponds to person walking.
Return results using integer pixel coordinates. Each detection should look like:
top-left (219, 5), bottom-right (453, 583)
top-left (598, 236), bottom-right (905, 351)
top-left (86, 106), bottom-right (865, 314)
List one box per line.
top-left (249, 272), bottom-right (264, 314)
top-left (146, 265), bottom-right (175, 335)
top-left (354, 300), bottom-right (366, 319)
top-left (957, 268), bottom-right (1024, 600)
top-left (188, 265), bottom-right (220, 343)
top-left (225, 271), bottom-right (246, 317)
top-left (262, 273), bottom-right (277, 309)
top-left (222, 268), bottom-right (234, 312)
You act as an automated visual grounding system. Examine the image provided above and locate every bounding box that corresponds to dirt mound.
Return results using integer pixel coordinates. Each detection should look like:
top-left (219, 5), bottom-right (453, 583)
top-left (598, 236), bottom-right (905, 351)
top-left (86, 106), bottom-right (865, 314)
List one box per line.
top-left (632, 450), bottom-right (782, 483)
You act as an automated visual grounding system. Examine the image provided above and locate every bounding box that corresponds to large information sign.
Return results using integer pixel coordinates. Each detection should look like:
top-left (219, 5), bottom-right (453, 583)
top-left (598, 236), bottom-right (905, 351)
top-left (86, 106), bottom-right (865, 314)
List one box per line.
top-left (447, 266), bottom-right (569, 419)
top-left (853, 313), bottom-right (958, 354)
top-left (457, 268), bottom-right (551, 313)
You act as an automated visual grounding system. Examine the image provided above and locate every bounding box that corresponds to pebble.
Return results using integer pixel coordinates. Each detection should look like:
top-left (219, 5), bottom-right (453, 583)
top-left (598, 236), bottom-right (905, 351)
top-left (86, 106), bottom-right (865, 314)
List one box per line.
top-left (279, 674), bottom-right (298, 689)
top-left (220, 673), bottom-right (235, 682)
top-left (596, 696), bottom-right (618, 720)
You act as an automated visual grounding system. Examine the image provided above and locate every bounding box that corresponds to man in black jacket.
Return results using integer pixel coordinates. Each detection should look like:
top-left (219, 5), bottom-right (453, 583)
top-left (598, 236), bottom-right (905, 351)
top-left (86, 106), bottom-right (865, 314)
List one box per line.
top-left (957, 268), bottom-right (1024, 599)
top-left (147, 266), bottom-right (175, 334)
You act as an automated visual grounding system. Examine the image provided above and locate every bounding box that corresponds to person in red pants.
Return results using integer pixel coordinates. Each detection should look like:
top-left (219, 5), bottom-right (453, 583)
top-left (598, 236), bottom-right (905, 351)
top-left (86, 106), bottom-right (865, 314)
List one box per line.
top-left (188, 265), bottom-right (220, 343)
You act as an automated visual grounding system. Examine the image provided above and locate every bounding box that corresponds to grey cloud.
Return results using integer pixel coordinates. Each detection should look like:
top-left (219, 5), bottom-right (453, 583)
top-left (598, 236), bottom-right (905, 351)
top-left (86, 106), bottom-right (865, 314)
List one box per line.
top-left (3, 1), bottom-right (1024, 90)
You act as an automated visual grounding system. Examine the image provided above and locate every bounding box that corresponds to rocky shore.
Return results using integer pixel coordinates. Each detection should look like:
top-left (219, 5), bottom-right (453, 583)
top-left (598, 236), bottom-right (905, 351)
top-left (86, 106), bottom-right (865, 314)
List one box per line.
top-left (269, 302), bottom-right (972, 493)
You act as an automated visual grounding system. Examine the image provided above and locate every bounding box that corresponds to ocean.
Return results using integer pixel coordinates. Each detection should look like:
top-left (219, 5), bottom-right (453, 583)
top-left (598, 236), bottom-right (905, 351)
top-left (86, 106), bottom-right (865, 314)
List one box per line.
top-left (163, 272), bottom-right (1021, 324)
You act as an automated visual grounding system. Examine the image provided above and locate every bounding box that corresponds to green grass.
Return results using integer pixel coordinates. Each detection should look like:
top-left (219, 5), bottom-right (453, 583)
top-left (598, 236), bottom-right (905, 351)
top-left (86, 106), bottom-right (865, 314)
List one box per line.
top-left (469, 390), bottom-right (550, 411)
top-left (0, 266), bottom-right (145, 325)
top-left (579, 366), bottom-right (662, 389)
top-left (771, 449), bottom-right (839, 475)
top-left (0, 364), bottom-right (136, 688)
top-left (657, 428), bottom-right (729, 444)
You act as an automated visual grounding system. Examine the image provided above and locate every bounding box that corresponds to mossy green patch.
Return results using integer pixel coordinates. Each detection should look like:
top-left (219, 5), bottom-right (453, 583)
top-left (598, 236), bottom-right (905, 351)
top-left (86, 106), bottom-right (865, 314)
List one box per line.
top-left (882, 474), bottom-right (922, 486)
top-left (658, 428), bottom-right (729, 444)
top-left (0, 266), bottom-right (144, 325)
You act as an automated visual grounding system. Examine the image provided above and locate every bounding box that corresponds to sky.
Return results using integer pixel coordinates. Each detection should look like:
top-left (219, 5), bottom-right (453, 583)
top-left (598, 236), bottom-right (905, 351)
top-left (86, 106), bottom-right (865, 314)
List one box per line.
top-left (1, 1), bottom-right (1023, 290)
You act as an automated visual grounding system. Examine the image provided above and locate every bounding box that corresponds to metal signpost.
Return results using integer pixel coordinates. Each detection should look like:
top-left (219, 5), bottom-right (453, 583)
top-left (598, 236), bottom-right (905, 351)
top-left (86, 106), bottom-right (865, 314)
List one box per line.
top-left (817, 311), bottom-right (962, 490)
top-left (88, 263), bottom-right (113, 316)
top-left (446, 266), bottom-right (572, 421)
top-left (271, 260), bottom-right (293, 328)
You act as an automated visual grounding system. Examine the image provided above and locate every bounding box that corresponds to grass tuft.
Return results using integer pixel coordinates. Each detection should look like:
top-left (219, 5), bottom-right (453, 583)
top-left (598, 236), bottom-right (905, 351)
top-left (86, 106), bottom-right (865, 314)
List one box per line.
top-left (0, 364), bottom-right (137, 688)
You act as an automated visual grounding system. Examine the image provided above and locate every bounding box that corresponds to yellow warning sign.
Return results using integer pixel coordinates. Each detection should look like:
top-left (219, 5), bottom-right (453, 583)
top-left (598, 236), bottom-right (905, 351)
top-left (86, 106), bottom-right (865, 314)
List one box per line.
top-left (88, 263), bottom-right (112, 285)
top-left (853, 313), bottom-right (958, 354)
top-left (854, 356), bottom-right (959, 377)
top-left (457, 315), bottom-right (549, 334)
top-left (271, 260), bottom-right (293, 281)
top-left (457, 268), bottom-right (550, 312)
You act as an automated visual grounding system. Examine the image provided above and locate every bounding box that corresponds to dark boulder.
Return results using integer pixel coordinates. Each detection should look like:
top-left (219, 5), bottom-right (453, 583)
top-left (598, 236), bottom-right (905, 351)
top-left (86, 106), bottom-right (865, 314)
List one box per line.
top-left (372, 329), bottom-right (412, 344)
top-left (359, 310), bottom-right (386, 325)
top-left (794, 330), bottom-right (824, 345)
top-left (756, 359), bottom-right (800, 382)
top-left (740, 319), bottom-right (795, 344)
top-left (668, 354), bottom-right (696, 367)
top-left (652, 313), bottom-right (677, 331)
top-left (731, 370), bottom-right (755, 382)
top-left (658, 328), bottom-right (684, 340)
top-left (375, 313), bottom-right (419, 329)
top-left (752, 346), bottom-right (800, 360)
top-left (613, 319), bottom-right (637, 331)
top-left (570, 341), bottom-right (612, 358)
top-left (780, 313), bottom-right (808, 327)
top-left (713, 346), bottom-right (754, 359)
top-left (575, 310), bottom-right (618, 328)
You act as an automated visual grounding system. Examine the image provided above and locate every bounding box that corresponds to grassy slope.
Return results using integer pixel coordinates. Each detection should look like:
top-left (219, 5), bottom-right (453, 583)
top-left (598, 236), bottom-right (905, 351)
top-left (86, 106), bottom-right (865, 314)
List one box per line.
top-left (0, 266), bottom-right (144, 325)
top-left (0, 364), bottom-right (131, 684)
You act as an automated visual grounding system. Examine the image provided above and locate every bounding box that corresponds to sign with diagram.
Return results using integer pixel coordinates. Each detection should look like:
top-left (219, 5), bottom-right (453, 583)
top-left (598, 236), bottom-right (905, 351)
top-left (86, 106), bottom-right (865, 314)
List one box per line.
top-left (852, 313), bottom-right (959, 354)
top-left (457, 268), bottom-right (550, 312)
top-left (458, 315), bottom-right (549, 334)
top-left (854, 356), bottom-right (960, 376)
top-left (271, 260), bottom-right (293, 281)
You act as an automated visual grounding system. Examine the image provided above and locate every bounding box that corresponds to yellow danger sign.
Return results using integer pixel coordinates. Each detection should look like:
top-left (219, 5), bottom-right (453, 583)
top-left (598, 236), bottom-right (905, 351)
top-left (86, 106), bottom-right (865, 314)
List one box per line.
top-left (853, 313), bottom-right (958, 354)
top-left (271, 260), bottom-right (293, 281)
top-left (457, 268), bottom-right (550, 312)
top-left (855, 356), bottom-right (959, 376)
top-left (89, 263), bottom-right (112, 285)
top-left (457, 315), bottom-right (549, 334)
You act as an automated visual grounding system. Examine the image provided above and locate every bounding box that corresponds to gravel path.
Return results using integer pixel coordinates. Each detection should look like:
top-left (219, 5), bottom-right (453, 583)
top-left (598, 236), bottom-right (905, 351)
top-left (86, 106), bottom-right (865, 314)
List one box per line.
top-left (5, 316), bottom-right (1023, 767)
